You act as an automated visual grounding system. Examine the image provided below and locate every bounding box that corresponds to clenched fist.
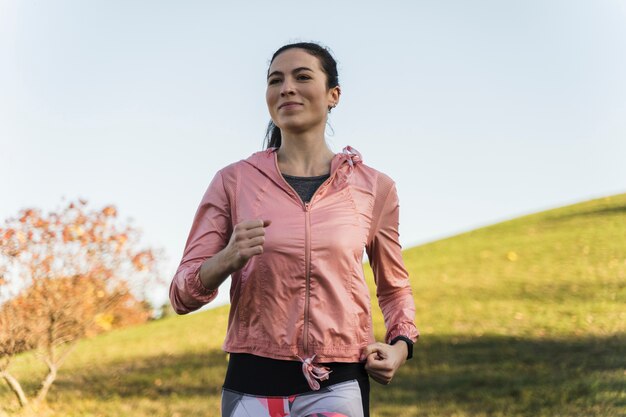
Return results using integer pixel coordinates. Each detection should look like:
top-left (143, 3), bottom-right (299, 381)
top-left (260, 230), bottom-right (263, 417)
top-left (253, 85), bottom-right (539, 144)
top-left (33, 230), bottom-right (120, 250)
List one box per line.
top-left (224, 219), bottom-right (272, 271)
top-left (198, 219), bottom-right (271, 290)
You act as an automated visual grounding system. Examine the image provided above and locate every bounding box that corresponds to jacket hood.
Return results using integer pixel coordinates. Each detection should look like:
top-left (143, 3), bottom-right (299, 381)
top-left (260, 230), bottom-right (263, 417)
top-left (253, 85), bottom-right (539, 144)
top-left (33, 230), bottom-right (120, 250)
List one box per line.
top-left (242, 146), bottom-right (363, 192)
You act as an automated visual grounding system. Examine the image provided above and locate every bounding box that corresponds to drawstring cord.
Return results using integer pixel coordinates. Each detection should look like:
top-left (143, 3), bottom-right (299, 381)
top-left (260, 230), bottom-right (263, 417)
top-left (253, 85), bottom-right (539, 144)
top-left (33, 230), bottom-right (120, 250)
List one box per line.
top-left (336, 146), bottom-right (363, 184)
top-left (297, 355), bottom-right (332, 391)
top-left (342, 145), bottom-right (362, 167)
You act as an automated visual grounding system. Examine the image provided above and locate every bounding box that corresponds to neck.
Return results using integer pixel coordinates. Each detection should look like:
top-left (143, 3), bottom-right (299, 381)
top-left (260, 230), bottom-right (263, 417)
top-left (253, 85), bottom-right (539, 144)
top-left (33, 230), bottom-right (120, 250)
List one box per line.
top-left (277, 130), bottom-right (335, 177)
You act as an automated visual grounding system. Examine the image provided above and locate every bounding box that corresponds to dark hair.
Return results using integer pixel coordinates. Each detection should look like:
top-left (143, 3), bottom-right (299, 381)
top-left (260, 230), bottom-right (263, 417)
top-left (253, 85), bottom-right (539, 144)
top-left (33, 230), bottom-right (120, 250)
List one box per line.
top-left (264, 42), bottom-right (340, 149)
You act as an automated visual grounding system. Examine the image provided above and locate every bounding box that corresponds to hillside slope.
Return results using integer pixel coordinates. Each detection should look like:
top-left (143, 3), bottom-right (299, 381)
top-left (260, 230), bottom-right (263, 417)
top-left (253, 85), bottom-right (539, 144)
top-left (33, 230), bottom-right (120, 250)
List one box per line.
top-left (382, 192), bottom-right (626, 338)
top-left (1, 193), bottom-right (624, 417)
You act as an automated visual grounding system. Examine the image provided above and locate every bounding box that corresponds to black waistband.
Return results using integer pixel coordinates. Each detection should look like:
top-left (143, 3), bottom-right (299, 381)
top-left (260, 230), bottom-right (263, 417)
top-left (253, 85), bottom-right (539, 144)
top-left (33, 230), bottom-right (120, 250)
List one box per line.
top-left (223, 353), bottom-right (368, 396)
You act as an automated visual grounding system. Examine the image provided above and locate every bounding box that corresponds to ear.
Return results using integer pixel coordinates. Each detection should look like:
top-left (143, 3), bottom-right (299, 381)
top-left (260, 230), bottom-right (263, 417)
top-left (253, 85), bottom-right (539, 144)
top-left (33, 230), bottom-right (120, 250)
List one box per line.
top-left (328, 86), bottom-right (341, 108)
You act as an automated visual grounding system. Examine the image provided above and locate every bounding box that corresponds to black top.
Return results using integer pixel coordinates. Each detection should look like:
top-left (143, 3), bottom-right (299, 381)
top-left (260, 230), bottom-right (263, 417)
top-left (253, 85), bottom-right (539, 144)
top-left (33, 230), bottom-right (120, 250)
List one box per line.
top-left (282, 173), bottom-right (330, 203)
top-left (223, 353), bottom-right (369, 395)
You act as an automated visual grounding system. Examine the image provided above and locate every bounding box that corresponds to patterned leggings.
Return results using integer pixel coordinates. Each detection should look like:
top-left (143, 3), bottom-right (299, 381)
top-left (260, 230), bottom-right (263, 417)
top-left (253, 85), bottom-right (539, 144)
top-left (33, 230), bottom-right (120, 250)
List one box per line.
top-left (221, 379), bottom-right (364, 417)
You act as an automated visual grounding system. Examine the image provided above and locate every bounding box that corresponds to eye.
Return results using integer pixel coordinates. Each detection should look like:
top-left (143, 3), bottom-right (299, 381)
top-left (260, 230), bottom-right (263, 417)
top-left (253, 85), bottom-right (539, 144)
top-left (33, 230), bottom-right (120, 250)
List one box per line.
top-left (268, 78), bottom-right (281, 85)
top-left (297, 74), bottom-right (312, 81)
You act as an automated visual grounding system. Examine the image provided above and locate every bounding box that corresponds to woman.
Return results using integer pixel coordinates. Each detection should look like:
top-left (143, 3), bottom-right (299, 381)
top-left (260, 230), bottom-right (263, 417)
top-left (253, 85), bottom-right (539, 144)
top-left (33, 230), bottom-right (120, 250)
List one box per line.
top-left (170, 42), bottom-right (419, 417)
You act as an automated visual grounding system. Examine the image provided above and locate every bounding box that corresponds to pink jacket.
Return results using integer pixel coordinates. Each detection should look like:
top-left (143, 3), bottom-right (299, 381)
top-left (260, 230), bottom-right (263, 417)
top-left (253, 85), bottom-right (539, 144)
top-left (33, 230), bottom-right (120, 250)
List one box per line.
top-left (170, 146), bottom-right (419, 364)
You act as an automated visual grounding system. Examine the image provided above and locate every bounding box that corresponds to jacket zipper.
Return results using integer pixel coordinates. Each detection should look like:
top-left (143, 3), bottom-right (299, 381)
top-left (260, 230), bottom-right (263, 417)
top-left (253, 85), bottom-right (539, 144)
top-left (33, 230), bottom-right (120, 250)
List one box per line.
top-left (302, 179), bottom-right (336, 355)
top-left (303, 202), bottom-right (311, 356)
top-left (272, 153), bottom-right (340, 357)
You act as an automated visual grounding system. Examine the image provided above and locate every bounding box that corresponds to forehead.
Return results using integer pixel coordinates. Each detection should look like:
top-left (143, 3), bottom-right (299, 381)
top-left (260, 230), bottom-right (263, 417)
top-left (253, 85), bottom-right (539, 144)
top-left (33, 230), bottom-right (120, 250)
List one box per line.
top-left (268, 48), bottom-right (323, 74)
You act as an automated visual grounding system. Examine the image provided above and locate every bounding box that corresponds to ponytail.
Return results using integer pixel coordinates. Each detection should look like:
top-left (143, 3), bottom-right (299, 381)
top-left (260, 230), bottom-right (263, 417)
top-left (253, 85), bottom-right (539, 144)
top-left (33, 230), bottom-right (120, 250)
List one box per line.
top-left (264, 120), bottom-right (281, 149)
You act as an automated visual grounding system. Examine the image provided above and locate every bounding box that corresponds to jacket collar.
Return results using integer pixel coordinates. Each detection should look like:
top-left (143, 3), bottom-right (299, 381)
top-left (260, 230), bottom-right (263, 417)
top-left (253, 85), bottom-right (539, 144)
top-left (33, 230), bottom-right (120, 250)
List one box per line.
top-left (243, 146), bottom-right (363, 191)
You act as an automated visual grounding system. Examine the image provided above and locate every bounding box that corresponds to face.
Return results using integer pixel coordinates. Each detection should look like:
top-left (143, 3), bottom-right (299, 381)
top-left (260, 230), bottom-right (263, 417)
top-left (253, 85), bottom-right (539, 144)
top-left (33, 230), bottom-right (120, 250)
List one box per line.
top-left (266, 48), bottom-right (340, 135)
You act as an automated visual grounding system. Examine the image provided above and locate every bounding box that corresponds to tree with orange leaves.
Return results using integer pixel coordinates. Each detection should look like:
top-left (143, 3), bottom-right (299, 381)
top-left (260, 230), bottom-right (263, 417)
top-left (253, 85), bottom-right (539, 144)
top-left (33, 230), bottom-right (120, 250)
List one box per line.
top-left (0, 200), bottom-right (160, 412)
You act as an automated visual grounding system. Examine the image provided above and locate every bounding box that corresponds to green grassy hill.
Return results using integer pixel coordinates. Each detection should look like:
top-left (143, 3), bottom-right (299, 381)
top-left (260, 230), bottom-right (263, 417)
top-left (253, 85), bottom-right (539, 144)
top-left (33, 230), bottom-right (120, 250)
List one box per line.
top-left (2, 193), bottom-right (625, 417)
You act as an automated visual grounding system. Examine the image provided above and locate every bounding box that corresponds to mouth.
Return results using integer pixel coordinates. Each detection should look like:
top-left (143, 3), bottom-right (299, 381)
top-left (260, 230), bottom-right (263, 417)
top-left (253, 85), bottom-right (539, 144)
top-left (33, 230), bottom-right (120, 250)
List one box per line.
top-left (279, 102), bottom-right (302, 110)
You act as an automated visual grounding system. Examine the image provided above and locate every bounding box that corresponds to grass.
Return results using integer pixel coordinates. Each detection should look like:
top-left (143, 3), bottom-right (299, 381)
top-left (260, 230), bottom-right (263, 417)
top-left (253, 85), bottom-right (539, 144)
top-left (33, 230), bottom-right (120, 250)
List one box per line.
top-left (1, 193), bottom-right (625, 416)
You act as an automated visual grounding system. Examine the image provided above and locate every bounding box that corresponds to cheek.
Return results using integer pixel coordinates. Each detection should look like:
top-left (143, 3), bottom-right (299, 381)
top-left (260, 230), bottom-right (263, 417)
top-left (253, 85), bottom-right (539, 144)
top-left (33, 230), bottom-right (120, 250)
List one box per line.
top-left (265, 92), bottom-right (274, 119)
top-left (266, 90), bottom-right (277, 117)
top-left (265, 89), bottom-right (273, 106)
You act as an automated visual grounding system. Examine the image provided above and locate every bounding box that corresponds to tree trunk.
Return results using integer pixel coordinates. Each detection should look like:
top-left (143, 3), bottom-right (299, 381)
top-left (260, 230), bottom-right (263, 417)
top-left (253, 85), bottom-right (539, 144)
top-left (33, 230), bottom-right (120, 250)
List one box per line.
top-left (0, 370), bottom-right (29, 408)
top-left (34, 343), bottom-right (75, 406)
top-left (34, 364), bottom-right (57, 406)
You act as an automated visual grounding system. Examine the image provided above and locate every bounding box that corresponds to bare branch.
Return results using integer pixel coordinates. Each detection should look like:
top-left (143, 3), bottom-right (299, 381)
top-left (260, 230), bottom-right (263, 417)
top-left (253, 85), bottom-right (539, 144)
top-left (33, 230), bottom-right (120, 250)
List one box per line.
top-left (0, 370), bottom-right (29, 407)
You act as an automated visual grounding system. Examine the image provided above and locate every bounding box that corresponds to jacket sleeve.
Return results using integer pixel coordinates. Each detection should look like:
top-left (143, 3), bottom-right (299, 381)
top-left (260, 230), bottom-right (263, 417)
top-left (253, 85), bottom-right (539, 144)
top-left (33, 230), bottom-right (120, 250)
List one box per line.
top-left (365, 177), bottom-right (419, 344)
top-left (169, 170), bottom-right (233, 314)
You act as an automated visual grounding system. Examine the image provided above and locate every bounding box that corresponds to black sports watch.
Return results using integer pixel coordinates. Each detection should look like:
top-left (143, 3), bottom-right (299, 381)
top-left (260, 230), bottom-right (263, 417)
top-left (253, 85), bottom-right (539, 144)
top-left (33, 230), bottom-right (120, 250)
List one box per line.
top-left (390, 336), bottom-right (414, 360)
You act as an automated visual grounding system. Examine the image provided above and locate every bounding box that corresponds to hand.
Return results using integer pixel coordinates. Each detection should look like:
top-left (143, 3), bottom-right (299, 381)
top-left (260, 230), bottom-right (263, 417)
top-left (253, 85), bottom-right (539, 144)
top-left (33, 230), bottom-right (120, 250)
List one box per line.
top-left (361, 341), bottom-right (408, 385)
top-left (225, 219), bottom-right (271, 271)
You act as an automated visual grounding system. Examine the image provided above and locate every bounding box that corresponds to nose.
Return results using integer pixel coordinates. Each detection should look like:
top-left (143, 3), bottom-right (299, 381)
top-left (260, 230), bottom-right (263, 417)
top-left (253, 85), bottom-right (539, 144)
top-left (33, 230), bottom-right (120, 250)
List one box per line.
top-left (280, 78), bottom-right (295, 96)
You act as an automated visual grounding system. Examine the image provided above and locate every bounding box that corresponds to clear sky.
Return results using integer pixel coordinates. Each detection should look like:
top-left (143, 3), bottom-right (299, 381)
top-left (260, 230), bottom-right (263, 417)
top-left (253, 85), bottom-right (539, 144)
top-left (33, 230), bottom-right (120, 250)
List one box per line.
top-left (1, 0), bottom-right (625, 307)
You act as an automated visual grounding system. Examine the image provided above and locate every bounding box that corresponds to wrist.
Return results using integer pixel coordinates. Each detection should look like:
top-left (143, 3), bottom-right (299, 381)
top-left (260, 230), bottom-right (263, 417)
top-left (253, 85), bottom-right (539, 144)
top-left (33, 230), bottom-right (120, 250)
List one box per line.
top-left (391, 340), bottom-right (408, 361)
top-left (390, 336), bottom-right (414, 360)
top-left (198, 259), bottom-right (216, 290)
top-left (199, 250), bottom-right (236, 291)
top-left (218, 246), bottom-right (238, 275)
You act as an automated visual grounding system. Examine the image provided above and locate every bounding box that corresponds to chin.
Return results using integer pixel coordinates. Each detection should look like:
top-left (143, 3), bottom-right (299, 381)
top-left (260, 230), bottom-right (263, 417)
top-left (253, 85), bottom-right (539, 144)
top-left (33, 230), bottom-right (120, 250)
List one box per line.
top-left (277, 118), bottom-right (325, 135)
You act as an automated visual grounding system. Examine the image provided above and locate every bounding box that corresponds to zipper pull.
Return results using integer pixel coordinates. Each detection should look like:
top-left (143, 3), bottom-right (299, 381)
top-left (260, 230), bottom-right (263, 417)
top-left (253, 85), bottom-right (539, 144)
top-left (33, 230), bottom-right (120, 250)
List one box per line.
top-left (304, 202), bottom-right (310, 212)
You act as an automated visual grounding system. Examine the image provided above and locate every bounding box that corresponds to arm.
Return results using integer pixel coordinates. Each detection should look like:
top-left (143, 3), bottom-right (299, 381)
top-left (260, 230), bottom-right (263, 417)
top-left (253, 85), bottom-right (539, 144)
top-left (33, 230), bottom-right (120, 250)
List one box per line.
top-left (169, 170), bottom-right (232, 314)
top-left (169, 170), bottom-right (270, 314)
top-left (363, 177), bottom-right (419, 383)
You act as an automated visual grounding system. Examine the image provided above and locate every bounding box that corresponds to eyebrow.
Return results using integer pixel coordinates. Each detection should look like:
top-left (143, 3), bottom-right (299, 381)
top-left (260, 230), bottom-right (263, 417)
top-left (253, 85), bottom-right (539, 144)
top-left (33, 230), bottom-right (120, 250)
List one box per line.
top-left (267, 66), bottom-right (314, 79)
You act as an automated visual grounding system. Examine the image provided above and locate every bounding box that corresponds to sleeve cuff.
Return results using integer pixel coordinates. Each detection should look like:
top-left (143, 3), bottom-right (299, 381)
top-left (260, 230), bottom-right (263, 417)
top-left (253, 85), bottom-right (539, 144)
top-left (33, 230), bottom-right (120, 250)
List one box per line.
top-left (189, 263), bottom-right (219, 301)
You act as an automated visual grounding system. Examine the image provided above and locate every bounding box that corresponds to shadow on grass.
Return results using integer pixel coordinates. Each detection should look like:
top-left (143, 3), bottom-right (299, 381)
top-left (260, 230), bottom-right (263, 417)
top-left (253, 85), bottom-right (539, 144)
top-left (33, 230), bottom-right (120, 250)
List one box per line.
top-left (546, 204), bottom-right (626, 222)
top-left (376, 334), bottom-right (625, 416)
top-left (49, 349), bottom-right (229, 401)
top-left (35, 334), bottom-right (625, 416)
